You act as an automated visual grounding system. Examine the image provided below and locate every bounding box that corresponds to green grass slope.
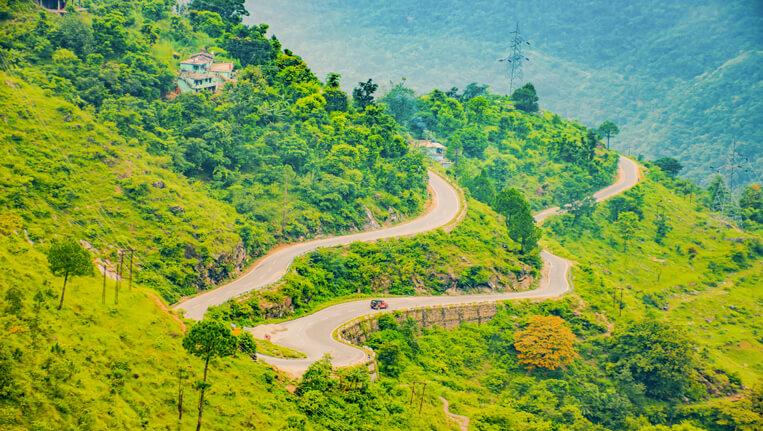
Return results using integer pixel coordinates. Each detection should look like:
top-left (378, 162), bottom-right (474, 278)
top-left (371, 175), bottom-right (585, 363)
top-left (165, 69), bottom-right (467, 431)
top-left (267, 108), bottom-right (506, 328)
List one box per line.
top-left (542, 165), bottom-right (763, 385)
top-left (0, 234), bottom-right (464, 430)
top-left (0, 73), bottom-right (241, 302)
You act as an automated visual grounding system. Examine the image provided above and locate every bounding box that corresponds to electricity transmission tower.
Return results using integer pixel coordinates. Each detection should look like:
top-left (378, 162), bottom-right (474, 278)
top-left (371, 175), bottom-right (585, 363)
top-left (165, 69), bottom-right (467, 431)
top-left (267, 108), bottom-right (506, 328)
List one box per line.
top-left (710, 139), bottom-right (755, 225)
top-left (498, 23), bottom-right (530, 95)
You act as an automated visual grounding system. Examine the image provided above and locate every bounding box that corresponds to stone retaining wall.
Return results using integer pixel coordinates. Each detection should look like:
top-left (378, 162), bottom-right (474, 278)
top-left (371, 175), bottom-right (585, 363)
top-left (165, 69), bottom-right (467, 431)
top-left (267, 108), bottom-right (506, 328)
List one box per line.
top-left (338, 302), bottom-right (499, 346)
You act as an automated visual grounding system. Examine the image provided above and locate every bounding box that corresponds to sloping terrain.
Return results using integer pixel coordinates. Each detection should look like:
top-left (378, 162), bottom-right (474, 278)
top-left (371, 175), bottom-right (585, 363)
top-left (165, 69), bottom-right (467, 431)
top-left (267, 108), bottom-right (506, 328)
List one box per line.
top-left (244, 0), bottom-right (762, 188)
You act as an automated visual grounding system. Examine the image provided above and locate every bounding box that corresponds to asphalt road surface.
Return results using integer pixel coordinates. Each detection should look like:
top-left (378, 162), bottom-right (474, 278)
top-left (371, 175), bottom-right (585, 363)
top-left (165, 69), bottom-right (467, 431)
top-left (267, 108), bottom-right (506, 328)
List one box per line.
top-left (249, 156), bottom-right (640, 376)
top-left (174, 170), bottom-right (462, 320)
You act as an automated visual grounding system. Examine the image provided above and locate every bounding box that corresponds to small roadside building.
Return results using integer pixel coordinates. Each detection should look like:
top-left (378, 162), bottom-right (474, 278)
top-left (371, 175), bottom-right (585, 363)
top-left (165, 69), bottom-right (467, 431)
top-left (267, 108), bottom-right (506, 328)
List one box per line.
top-left (410, 139), bottom-right (453, 168)
top-left (177, 50), bottom-right (235, 93)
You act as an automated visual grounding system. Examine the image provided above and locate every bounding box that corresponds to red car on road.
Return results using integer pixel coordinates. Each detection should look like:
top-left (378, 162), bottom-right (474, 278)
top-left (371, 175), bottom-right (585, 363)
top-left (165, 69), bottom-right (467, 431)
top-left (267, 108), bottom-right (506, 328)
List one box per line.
top-left (370, 299), bottom-right (388, 310)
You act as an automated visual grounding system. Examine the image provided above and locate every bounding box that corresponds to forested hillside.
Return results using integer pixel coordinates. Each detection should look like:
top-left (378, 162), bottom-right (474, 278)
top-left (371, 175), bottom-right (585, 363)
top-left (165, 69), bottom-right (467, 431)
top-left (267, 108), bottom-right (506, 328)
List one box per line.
top-left (245, 0), bottom-right (762, 190)
top-left (0, 0), bottom-right (429, 301)
top-left (1, 0), bottom-right (762, 429)
top-left (209, 83), bottom-right (620, 325)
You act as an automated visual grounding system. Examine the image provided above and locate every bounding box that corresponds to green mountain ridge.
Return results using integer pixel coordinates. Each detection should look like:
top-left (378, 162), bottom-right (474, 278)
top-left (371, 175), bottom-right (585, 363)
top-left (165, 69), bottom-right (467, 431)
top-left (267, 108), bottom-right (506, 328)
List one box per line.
top-left (0, 0), bottom-right (761, 429)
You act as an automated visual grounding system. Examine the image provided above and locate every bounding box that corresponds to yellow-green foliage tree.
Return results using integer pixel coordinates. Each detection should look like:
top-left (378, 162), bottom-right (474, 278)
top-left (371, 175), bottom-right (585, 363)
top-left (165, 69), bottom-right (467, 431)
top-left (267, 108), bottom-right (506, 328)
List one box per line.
top-left (514, 315), bottom-right (576, 371)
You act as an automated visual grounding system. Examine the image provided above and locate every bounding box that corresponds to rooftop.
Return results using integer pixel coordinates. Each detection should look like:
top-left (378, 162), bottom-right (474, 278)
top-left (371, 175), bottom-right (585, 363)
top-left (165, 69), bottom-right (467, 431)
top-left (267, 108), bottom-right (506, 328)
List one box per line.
top-left (180, 52), bottom-right (214, 65)
top-left (411, 139), bottom-right (446, 150)
top-left (210, 62), bottom-right (234, 73)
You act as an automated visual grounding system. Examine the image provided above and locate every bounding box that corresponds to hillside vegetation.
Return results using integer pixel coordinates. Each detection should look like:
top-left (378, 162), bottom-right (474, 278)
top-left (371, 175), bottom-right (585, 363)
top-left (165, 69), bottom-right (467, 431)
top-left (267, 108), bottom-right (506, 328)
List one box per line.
top-left (0, 0), bottom-right (429, 301)
top-left (210, 84), bottom-right (620, 325)
top-left (244, 0), bottom-right (762, 189)
top-left (543, 163), bottom-right (763, 385)
top-left (0, 235), bottom-right (463, 430)
top-left (1, 0), bottom-right (761, 429)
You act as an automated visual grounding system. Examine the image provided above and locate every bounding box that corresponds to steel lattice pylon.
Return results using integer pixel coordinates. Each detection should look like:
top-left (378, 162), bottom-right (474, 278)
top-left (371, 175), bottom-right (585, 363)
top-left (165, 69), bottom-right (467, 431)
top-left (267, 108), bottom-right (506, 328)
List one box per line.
top-left (498, 23), bottom-right (530, 95)
top-left (710, 139), bottom-right (756, 225)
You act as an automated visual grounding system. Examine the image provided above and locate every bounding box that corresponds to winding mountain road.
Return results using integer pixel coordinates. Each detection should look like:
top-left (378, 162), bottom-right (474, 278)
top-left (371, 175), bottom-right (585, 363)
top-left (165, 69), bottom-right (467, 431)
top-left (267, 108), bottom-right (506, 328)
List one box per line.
top-left (176, 156), bottom-right (639, 377)
top-left (175, 170), bottom-right (462, 320)
top-left (252, 156), bottom-right (639, 376)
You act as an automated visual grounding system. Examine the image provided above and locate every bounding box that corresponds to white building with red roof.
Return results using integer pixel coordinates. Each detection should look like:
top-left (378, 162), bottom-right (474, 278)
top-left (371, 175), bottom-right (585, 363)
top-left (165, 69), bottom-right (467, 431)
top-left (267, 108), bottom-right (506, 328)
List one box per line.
top-left (177, 49), bottom-right (236, 93)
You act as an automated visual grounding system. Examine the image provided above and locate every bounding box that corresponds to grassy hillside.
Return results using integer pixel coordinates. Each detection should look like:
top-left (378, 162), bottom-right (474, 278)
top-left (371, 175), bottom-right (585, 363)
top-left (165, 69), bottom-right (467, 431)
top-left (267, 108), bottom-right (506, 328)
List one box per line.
top-left (0, 73), bottom-right (241, 302)
top-left (0, 0), bottom-right (430, 302)
top-left (542, 165), bottom-right (763, 385)
top-left (1, 0), bottom-right (760, 429)
top-left (0, 234), bottom-right (466, 430)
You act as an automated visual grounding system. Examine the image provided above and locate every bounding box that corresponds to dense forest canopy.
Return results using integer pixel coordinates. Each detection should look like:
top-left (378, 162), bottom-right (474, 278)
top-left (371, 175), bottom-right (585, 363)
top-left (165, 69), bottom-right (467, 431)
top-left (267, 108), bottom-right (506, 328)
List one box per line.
top-left (244, 0), bottom-right (763, 190)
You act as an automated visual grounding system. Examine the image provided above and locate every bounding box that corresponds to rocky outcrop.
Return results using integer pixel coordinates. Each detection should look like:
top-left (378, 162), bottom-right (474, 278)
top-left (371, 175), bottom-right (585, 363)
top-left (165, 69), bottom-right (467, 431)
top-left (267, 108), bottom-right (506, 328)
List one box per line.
top-left (361, 205), bottom-right (381, 231)
top-left (191, 242), bottom-right (248, 289)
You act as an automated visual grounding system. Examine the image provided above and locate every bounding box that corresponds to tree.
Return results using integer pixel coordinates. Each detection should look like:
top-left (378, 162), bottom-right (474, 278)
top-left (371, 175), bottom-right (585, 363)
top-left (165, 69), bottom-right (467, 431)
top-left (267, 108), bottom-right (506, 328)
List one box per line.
top-left (379, 80), bottom-right (417, 124)
top-left (92, 13), bottom-right (128, 57)
top-left (140, 23), bottom-right (158, 45)
top-left (468, 170), bottom-right (496, 204)
top-left (237, 331), bottom-right (257, 359)
top-left (445, 136), bottom-right (463, 168)
top-left (188, 0), bottom-right (248, 25)
top-left (322, 73), bottom-right (349, 112)
top-left (455, 126), bottom-right (488, 158)
top-left (514, 315), bottom-right (576, 371)
top-left (298, 354), bottom-right (335, 395)
top-left (461, 82), bottom-right (488, 101)
top-left (598, 121), bottom-right (619, 150)
top-left (653, 213), bottom-right (671, 244)
top-left (607, 319), bottom-right (698, 400)
top-left (511, 206), bottom-right (539, 254)
top-left (377, 339), bottom-right (404, 377)
top-left (615, 211), bottom-right (639, 251)
top-left (47, 238), bottom-right (93, 310)
top-left (510, 82), bottom-right (539, 113)
top-left (176, 367), bottom-right (191, 420)
top-left (494, 188), bottom-right (540, 261)
top-left (494, 188), bottom-right (526, 224)
top-left (142, 0), bottom-right (169, 20)
top-left (653, 157), bottom-right (683, 177)
top-left (352, 78), bottom-right (378, 110)
top-left (52, 11), bottom-right (94, 58)
top-left (188, 10), bottom-right (226, 38)
top-left (225, 36), bottom-right (273, 67)
top-left (182, 320), bottom-right (238, 431)
top-left (582, 130), bottom-right (598, 162)
top-left (739, 184), bottom-right (763, 224)
top-left (326, 72), bottom-right (341, 89)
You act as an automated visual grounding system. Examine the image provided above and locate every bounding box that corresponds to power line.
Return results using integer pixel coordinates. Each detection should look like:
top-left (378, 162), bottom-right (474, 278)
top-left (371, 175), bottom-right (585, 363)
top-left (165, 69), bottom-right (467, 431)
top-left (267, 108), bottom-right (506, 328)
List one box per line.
top-left (497, 22), bottom-right (530, 95)
top-left (710, 138), bottom-right (755, 225)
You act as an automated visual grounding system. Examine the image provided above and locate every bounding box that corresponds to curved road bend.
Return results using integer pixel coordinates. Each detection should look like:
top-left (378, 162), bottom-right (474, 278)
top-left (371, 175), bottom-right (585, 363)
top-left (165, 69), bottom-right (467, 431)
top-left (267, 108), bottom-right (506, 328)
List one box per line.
top-left (174, 170), bottom-right (462, 320)
top-left (533, 155), bottom-right (640, 223)
top-left (252, 156), bottom-right (640, 376)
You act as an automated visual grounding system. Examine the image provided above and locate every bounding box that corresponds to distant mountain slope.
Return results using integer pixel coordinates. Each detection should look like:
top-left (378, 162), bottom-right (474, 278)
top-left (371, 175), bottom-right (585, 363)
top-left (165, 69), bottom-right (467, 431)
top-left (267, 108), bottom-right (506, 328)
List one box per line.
top-left (244, 0), bottom-right (762, 189)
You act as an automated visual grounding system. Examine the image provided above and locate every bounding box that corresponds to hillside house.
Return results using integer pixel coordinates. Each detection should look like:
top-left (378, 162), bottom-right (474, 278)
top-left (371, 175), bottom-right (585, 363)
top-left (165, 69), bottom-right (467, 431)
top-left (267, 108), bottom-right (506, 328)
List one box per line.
top-left (410, 139), bottom-right (453, 168)
top-left (177, 50), bottom-right (235, 93)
